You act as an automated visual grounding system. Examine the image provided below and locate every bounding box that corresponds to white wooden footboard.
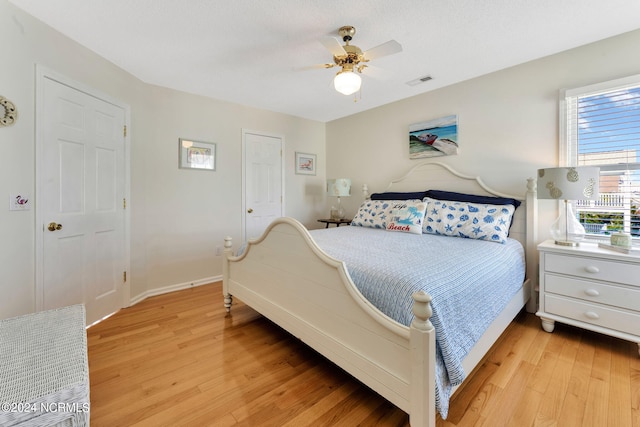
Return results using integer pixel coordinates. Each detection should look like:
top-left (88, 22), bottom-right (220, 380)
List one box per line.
top-left (223, 218), bottom-right (436, 427)
top-left (222, 162), bottom-right (538, 426)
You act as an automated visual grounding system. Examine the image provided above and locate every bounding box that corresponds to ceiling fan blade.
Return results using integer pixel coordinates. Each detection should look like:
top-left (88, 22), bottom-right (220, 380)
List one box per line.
top-left (320, 36), bottom-right (347, 57)
top-left (360, 64), bottom-right (390, 80)
top-left (363, 40), bottom-right (402, 60)
top-left (294, 63), bottom-right (335, 71)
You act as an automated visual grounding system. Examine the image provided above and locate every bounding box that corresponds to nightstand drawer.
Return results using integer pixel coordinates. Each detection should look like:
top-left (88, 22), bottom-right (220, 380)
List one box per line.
top-left (545, 294), bottom-right (640, 336)
top-left (545, 274), bottom-right (640, 312)
top-left (544, 253), bottom-right (639, 287)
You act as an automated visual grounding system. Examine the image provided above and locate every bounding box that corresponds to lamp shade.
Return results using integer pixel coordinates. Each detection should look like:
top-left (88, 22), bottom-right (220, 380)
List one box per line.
top-left (537, 167), bottom-right (600, 200)
top-left (327, 178), bottom-right (351, 197)
top-left (334, 71), bottom-right (361, 95)
top-left (537, 166), bottom-right (600, 246)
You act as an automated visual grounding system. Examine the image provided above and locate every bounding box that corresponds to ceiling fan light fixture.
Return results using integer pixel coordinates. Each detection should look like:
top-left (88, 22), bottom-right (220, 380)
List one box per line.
top-left (334, 70), bottom-right (361, 95)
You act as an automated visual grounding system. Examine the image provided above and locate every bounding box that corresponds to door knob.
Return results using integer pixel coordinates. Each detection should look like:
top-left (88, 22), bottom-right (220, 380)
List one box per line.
top-left (48, 222), bottom-right (63, 231)
top-left (247, 208), bottom-right (253, 213)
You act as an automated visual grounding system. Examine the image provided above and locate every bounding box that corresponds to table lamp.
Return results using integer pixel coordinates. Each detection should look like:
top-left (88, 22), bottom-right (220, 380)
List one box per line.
top-left (327, 178), bottom-right (351, 220)
top-left (537, 166), bottom-right (600, 246)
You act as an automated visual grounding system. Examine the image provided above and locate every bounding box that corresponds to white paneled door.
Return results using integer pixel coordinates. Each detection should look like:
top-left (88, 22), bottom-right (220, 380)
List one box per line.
top-left (243, 131), bottom-right (284, 240)
top-left (39, 73), bottom-right (126, 325)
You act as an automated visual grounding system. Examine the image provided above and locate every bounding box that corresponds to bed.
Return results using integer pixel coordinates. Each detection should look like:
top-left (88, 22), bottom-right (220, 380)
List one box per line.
top-left (222, 161), bottom-right (538, 427)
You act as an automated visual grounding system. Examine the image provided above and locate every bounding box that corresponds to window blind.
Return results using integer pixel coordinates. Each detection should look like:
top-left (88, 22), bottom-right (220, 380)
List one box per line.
top-left (562, 75), bottom-right (640, 238)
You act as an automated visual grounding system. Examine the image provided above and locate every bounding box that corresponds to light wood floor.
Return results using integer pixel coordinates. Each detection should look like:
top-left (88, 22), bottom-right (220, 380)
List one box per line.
top-left (87, 282), bottom-right (640, 426)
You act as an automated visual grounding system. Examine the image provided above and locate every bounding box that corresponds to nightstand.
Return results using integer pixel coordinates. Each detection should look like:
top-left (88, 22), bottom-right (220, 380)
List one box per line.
top-left (537, 240), bottom-right (640, 356)
top-left (317, 218), bottom-right (351, 228)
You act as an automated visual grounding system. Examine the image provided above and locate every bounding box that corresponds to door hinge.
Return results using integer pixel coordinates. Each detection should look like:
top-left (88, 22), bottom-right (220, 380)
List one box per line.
top-left (123, 271), bottom-right (127, 282)
top-left (123, 198), bottom-right (127, 209)
top-left (123, 125), bottom-right (127, 137)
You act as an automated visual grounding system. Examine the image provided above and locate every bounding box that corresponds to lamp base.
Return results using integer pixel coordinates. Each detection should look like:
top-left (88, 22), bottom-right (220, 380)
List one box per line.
top-left (330, 197), bottom-right (345, 220)
top-left (330, 206), bottom-right (345, 220)
top-left (553, 240), bottom-right (581, 247)
top-left (550, 200), bottom-right (585, 248)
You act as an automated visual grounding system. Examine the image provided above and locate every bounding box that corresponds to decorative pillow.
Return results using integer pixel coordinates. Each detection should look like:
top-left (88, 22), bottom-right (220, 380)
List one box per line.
top-left (424, 190), bottom-right (521, 229)
top-left (351, 200), bottom-right (395, 229)
top-left (386, 200), bottom-right (428, 234)
top-left (422, 197), bottom-right (515, 244)
top-left (424, 190), bottom-right (521, 208)
top-left (370, 191), bottom-right (428, 201)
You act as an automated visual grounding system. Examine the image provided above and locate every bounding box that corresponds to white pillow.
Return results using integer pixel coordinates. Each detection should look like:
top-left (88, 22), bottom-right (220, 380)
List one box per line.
top-left (351, 200), bottom-right (394, 229)
top-left (387, 200), bottom-right (427, 235)
top-left (422, 197), bottom-right (515, 244)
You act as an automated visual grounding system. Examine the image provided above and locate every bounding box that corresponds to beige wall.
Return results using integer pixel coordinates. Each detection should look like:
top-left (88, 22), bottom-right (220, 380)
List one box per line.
top-left (136, 86), bottom-right (327, 298)
top-left (326, 29), bottom-right (640, 241)
top-left (3, 0), bottom-right (640, 320)
top-left (0, 0), bottom-right (325, 319)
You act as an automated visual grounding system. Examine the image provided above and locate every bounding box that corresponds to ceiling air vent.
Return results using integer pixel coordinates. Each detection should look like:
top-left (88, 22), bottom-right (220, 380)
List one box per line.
top-left (406, 75), bottom-right (433, 86)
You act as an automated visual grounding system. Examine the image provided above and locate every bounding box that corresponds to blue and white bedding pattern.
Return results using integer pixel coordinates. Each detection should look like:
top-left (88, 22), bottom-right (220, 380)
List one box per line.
top-left (309, 226), bottom-right (525, 418)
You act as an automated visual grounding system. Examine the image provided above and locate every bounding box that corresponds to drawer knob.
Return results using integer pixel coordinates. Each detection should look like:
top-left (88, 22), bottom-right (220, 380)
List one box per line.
top-left (584, 311), bottom-right (600, 320)
top-left (584, 289), bottom-right (600, 297)
top-left (585, 266), bottom-right (600, 274)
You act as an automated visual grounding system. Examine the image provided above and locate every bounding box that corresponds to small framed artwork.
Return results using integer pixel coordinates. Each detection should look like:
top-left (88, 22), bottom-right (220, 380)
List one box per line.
top-left (295, 152), bottom-right (316, 175)
top-left (409, 114), bottom-right (459, 159)
top-left (179, 139), bottom-right (216, 171)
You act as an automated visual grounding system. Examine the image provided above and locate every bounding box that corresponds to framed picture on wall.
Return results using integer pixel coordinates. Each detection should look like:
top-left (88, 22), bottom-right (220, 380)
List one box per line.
top-left (295, 152), bottom-right (316, 175)
top-left (409, 115), bottom-right (459, 159)
top-left (179, 139), bottom-right (216, 171)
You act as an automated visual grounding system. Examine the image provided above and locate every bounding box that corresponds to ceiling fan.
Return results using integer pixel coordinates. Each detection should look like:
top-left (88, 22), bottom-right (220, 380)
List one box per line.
top-left (309, 26), bottom-right (403, 96)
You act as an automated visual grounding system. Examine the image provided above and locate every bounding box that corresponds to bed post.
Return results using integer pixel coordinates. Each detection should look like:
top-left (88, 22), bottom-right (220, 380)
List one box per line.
top-left (223, 236), bottom-right (233, 312)
top-left (362, 184), bottom-right (370, 199)
top-left (410, 290), bottom-right (436, 427)
top-left (525, 178), bottom-right (538, 313)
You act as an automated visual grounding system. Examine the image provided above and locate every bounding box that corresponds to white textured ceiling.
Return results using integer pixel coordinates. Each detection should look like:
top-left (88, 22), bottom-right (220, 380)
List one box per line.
top-left (10, 0), bottom-right (640, 122)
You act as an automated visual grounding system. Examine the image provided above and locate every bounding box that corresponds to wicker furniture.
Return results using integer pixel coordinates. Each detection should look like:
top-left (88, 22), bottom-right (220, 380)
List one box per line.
top-left (0, 305), bottom-right (89, 427)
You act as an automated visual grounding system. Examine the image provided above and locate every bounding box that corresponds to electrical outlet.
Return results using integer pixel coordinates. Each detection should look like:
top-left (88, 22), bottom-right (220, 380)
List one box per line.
top-left (216, 246), bottom-right (222, 256)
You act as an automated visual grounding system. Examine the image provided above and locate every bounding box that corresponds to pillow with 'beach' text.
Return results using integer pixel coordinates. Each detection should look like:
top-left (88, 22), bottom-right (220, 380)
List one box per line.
top-left (386, 200), bottom-right (427, 235)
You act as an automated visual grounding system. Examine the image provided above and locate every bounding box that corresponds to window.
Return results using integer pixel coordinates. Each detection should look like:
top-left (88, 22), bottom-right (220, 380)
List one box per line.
top-left (561, 74), bottom-right (640, 239)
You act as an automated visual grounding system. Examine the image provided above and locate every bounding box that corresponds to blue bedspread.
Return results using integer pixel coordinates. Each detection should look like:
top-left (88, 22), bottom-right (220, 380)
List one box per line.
top-left (309, 226), bottom-right (525, 418)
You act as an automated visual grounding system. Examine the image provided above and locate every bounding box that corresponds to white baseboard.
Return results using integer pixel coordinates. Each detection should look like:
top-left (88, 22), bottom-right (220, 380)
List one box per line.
top-left (129, 275), bottom-right (222, 307)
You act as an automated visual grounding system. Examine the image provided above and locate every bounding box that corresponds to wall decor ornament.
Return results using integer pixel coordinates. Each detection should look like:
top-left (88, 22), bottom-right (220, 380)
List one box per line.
top-left (178, 138), bottom-right (216, 170)
top-left (409, 114), bottom-right (458, 159)
top-left (295, 152), bottom-right (317, 175)
top-left (0, 96), bottom-right (18, 127)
